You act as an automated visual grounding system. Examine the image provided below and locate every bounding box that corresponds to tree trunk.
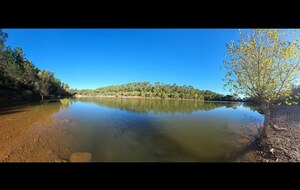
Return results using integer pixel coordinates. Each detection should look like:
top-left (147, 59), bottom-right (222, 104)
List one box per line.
top-left (261, 103), bottom-right (271, 138)
top-left (41, 94), bottom-right (44, 102)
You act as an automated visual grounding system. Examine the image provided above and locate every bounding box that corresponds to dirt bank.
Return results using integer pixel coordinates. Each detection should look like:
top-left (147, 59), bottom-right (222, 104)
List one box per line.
top-left (242, 105), bottom-right (300, 162)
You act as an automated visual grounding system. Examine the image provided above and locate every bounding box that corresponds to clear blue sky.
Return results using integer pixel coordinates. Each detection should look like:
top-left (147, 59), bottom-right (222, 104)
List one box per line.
top-left (3, 29), bottom-right (239, 95)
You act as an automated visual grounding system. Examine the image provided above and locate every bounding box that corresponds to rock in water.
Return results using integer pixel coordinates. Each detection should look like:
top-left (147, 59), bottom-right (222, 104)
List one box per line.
top-left (61, 119), bottom-right (71, 124)
top-left (69, 152), bottom-right (92, 162)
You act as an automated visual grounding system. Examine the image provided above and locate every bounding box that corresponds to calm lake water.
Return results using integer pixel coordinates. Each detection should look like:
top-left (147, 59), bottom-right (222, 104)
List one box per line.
top-left (0, 98), bottom-right (264, 162)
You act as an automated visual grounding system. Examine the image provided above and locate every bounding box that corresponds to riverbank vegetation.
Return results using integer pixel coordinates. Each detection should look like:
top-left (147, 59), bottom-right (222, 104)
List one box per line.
top-left (224, 29), bottom-right (300, 161)
top-left (224, 29), bottom-right (300, 137)
top-left (74, 82), bottom-right (242, 101)
top-left (0, 30), bottom-right (72, 106)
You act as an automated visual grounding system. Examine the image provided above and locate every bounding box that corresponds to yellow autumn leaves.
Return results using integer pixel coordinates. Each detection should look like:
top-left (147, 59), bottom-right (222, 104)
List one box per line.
top-left (224, 29), bottom-right (300, 107)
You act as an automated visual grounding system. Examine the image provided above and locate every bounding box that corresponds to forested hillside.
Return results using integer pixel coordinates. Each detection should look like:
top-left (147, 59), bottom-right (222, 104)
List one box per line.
top-left (74, 82), bottom-right (241, 101)
top-left (0, 30), bottom-right (71, 106)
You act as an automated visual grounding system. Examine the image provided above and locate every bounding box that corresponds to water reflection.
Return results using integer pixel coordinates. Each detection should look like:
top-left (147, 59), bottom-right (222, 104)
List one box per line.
top-left (0, 98), bottom-right (267, 162)
top-left (60, 98), bottom-right (72, 110)
top-left (73, 97), bottom-right (259, 114)
top-left (0, 100), bottom-right (62, 125)
top-left (51, 98), bottom-right (264, 161)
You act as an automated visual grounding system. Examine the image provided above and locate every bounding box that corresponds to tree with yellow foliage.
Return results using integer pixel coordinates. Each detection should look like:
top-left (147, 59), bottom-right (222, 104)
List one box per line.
top-left (224, 29), bottom-right (300, 137)
top-left (35, 70), bottom-right (53, 101)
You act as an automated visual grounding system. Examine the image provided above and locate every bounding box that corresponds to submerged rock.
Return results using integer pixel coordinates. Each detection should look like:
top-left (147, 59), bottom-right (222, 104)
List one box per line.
top-left (69, 152), bottom-right (92, 162)
top-left (61, 119), bottom-right (71, 124)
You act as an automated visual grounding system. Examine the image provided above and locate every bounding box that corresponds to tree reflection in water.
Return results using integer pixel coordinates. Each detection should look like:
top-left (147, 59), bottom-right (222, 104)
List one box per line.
top-left (73, 97), bottom-right (259, 114)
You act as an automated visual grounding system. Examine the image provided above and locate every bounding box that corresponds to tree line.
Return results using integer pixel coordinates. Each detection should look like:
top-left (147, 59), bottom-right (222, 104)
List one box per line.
top-left (0, 30), bottom-right (71, 106)
top-left (74, 82), bottom-right (242, 101)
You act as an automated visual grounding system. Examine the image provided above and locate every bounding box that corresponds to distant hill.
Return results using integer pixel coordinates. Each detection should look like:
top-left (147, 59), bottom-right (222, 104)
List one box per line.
top-left (73, 82), bottom-right (241, 101)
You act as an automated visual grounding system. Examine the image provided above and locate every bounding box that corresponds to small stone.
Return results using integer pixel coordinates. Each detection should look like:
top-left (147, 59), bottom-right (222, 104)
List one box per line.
top-left (69, 152), bottom-right (92, 162)
top-left (61, 119), bottom-right (71, 124)
top-left (262, 159), bottom-right (269, 163)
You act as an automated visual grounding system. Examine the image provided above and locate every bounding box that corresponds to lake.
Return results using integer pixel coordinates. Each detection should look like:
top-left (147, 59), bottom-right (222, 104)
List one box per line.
top-left (0, 98), bottom-right (264, 162)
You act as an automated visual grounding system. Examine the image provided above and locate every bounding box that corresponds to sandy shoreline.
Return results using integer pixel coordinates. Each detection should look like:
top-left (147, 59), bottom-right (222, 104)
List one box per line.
top-left (0, 103), bottom-right (78, 162)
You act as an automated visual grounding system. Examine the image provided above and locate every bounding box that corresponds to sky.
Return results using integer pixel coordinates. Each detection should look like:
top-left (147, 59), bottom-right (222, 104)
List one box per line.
top-left (3, 29), bottom-right (240, 95)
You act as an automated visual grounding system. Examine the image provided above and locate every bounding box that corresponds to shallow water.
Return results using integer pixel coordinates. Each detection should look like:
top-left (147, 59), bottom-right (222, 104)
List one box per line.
top-left (0, 98), bottom-right (264, 162)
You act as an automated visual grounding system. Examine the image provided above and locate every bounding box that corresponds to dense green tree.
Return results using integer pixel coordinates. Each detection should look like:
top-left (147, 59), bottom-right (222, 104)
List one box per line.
top-left (0, 30), bottom-right (7, 88)
top-left (1, 47), bottom-right (24, 86)
top-left (22, 61), bottom-right (38, 87)
top-left (0, 30), bottom-right (71, 106)
top-left (0, 30), bottom-right (8, 52)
